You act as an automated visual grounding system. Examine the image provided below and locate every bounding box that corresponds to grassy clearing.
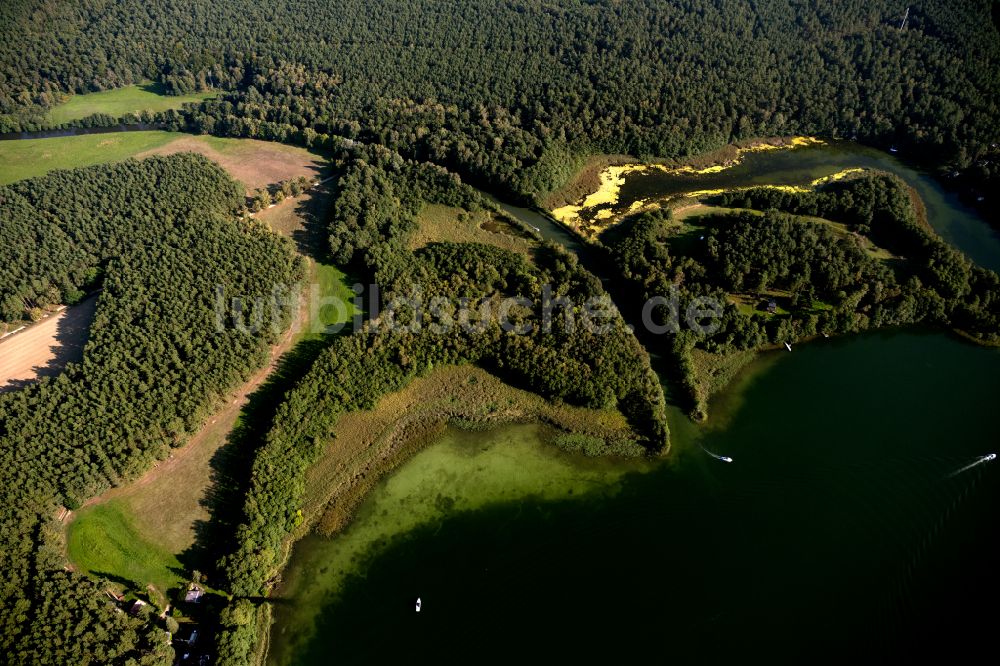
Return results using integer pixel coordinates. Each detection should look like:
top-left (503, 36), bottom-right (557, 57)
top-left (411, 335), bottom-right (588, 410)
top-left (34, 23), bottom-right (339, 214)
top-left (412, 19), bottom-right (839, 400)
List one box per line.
top-left (672, 203), bottom-right (761, 222)
top-left (411, 204), bottom-right (535, 256)
top-left (728, 291), bottom-right (792, 317)
top-left (66, 501), bottom-right (184, 603)
top-left (687, 347), bottom-right (760, 419)
top-left (47, 82), bottom-right (215, 125)
top-left (300, 261), bottom-right (358, 341)
top-left (135, 135), bottom-right (327, 192)
top-left (255, 185), bottom-right (359, 339)
top-left (0, 131), bottom-right (178, 185)
top-left (0, 131), bottom-right (326, 190)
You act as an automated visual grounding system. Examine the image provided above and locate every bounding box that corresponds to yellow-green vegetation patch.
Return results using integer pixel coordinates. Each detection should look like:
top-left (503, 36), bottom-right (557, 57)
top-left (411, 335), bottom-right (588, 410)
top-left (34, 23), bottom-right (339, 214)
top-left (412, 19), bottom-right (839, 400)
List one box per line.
top-left (0, 131), bottom-right (180, 185)
top-left (688, 347), bottom-right (759, 420)
top-left (302, 261), bottom-right (359, 340)
top-left (411, 203), bottom-right (535, 256)
top-left (46, 82), bottom-right (215, 125)
top-left (66, 501), bottom-right (185, 604)
top-left (549, 137), bottom-right (825, 235)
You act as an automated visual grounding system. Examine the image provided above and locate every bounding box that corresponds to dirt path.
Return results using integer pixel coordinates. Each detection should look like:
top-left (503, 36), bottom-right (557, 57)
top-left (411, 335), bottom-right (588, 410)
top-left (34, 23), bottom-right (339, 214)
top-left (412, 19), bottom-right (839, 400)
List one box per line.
top-left (0, 297), bottom-right (98, 392)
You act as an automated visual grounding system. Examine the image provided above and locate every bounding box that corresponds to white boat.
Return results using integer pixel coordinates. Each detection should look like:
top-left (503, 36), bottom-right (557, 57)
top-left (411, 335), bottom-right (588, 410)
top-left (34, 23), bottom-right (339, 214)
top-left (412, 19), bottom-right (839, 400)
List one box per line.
top-left (720, 456), bottom-right (734, 463)
top-left (984, 453), bottom-right (997, 462)
top-left (415, 597), bottom-right (422, 612)
top-left (784, 342), bottom-right (792, 351)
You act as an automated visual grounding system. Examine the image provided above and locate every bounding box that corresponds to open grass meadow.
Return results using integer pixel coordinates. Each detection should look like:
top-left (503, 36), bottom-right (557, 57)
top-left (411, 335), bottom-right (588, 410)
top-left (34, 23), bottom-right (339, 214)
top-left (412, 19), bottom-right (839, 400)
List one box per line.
top-left (46, 82), bottom-right (215, 125)
top-left (0, 131), bottom-right (327, 188)
top-left (411, 203), bottom-right (535, 256)
top-left (66, 501), bottom-right (185, 604)
top-left (0, 131), bottom-right (180, 185)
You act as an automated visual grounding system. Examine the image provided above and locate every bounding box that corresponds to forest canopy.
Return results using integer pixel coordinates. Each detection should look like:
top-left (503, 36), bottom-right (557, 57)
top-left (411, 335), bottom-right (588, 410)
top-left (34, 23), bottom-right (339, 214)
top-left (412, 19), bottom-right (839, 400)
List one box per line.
top-left (0, 155), bottom-right (300, 665)
top-left (1, 1), bottom-right (998, 199)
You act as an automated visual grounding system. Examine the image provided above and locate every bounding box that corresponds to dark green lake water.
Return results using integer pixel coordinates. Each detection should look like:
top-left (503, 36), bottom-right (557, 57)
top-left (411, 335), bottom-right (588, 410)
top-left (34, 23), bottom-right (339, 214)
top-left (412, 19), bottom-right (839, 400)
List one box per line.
top-left (270, 145), bottom-right (1000, 664)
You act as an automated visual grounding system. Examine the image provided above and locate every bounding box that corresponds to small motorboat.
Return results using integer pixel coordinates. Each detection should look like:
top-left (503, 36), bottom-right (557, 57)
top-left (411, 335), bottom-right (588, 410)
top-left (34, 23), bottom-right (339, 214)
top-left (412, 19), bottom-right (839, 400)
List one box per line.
top-left (984, 453), bottom-right (997, 462)
top-left (720, 456), bottom-right (734, 463)
top-left (784, 342), bottom-right (792, 351)
top-left (415, 597), bottom-right (422, 613)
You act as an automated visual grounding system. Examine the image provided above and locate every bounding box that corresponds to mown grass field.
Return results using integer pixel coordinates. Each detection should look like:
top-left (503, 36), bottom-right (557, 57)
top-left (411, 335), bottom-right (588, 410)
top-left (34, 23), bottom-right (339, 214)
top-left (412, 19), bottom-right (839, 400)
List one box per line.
top-left (306, 262), bottom-right (358, 339)
top-left (46, 82), bottom-right (215, 125)
top-left (0, 131), bottom-right (326, 188)
top-left (0, 131), bottom-right (179, 185)
top-left (66, 501), bottom-right (185, 604)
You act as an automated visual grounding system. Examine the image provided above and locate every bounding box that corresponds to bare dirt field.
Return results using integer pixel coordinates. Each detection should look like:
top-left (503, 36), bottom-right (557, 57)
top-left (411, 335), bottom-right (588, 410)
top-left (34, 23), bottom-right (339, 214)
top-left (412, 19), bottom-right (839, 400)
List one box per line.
top-left (137, 135), bottom-right (327, 193)
top-left (0, 297), bottom-right (98, 392)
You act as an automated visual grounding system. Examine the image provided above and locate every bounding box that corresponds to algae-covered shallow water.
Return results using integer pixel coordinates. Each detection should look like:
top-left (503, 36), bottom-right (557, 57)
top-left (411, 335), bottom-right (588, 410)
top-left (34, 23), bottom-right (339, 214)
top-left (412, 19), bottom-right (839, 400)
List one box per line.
top-left (270, 331), bottom-right (999, 664)
top-left (268, 425), bottom-right (651, 665)
top-left (270, 143), bottom-right (999, 663)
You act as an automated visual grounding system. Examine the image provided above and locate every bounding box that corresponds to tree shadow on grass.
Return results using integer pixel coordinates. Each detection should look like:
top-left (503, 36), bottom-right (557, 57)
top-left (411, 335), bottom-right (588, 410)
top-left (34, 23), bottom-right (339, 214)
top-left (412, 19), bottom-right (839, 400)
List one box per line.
top-left (0, 296), bottom-right (99, 393)
top-left (179, 179), bottom-right (357, 581)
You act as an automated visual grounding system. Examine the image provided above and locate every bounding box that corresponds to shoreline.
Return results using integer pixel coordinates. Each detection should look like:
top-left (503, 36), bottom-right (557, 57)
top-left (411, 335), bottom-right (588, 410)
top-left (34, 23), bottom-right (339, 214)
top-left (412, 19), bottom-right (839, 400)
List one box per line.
top-left (254, 365), bottom-right (646, 664)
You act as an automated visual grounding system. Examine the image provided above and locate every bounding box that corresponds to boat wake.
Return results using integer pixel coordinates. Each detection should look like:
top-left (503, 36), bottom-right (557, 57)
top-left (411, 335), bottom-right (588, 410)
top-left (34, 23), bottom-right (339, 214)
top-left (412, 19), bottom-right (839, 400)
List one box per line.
top-left (700, 444), bottom-right (733, 463)
top-left (947, 453), bottom-right (996, 478)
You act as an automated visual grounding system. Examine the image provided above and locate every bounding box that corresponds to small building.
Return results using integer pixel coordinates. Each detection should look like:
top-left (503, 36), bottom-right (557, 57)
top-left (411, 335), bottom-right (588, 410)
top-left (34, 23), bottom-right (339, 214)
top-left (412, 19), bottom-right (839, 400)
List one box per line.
top-left (126, 599), bottom-right (146, 616)
top-left (766, 299), bottom-right (777, 314)
top-left (175, 624), bottom-right (199, 646)
top-left (184, 586), bottom-right (204, 604)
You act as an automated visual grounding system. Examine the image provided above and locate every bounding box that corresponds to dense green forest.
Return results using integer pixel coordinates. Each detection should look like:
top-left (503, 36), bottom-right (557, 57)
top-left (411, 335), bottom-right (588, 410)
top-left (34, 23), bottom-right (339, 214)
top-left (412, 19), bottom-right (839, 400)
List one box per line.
top-left (2, 1), bottom-right (998, 200)
top-left (210, 144), bottom-right (667, 662)
top-left (2, 1), bottom-right (999, 663)
top-left (0, 156), bottom-right (300, 664)
top-left (603, 173), bottom-right (1000, 416)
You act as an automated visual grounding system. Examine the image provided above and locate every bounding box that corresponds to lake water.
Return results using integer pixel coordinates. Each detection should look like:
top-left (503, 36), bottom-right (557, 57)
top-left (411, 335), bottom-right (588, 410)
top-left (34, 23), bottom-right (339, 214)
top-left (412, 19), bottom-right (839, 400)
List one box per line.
top-left (271, 332), bottom-right (999, 664)
top-left (270, 144), bottom-right (1000, 664)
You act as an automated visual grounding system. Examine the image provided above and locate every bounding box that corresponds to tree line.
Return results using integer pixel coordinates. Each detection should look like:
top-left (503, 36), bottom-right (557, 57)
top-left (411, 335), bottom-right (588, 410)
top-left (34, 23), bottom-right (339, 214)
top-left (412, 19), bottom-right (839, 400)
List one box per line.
top-left (1, 1), bottom-right (998, 202)
top-left (0, 155), bottom-right (301, 665)
top-left (603, 173), bottom-right (1000, 417)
